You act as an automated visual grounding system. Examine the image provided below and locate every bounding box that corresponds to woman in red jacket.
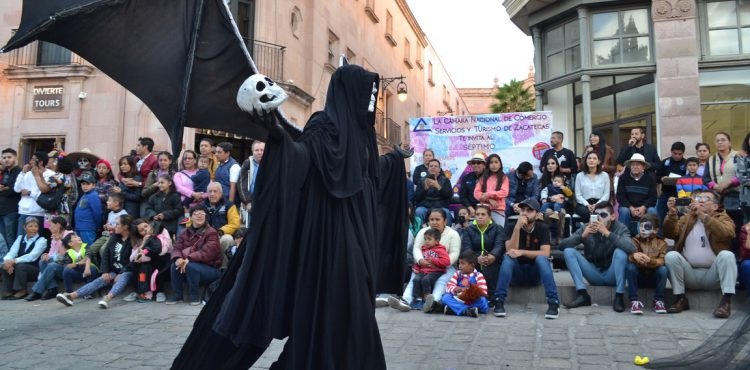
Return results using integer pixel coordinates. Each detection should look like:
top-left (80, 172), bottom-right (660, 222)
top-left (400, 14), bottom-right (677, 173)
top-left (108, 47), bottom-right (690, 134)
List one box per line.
top-left (167, 204), bottom-right (221, 305)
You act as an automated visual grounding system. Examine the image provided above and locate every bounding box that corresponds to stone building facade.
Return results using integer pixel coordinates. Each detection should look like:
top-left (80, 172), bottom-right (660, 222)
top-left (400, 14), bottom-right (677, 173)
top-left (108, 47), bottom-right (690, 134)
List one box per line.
top-left (0, 0), bottom-right (467, 163)
top-left (458, 67), bottom-right (537, 115)
top-left (504, 0), bottom-right (749, 156)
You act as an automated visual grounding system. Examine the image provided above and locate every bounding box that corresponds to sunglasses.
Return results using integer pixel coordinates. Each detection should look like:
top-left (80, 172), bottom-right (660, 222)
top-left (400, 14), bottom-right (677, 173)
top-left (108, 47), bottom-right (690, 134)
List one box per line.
top-left (470, 161), bottom-right (484, 165)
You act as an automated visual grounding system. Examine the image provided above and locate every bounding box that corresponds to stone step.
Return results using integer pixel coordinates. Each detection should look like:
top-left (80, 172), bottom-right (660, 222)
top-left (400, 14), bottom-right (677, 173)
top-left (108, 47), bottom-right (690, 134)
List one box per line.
top-left (504, 270), bottom-right (747, 311)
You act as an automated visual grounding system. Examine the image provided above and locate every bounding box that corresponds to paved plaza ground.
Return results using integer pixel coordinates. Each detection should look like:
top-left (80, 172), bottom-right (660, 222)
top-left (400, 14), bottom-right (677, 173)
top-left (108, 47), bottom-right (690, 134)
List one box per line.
top-left (0, 297), bottom-right (725, 370)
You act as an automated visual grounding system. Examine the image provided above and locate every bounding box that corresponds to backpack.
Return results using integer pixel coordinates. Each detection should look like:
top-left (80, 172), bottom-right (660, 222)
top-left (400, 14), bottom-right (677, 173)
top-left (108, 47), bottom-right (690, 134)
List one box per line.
top-left (36, 184), bottom-right (66, 212)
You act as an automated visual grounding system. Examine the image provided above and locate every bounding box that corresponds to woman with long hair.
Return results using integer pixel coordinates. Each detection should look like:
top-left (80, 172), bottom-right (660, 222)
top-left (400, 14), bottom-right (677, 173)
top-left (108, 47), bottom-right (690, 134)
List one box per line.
top-left (474, 154), bottom-right (510, 227)
top-left (695, 142), bottom-right (711, 177)
top-left (574, 151), bottom-right (611, 220)
top-left (112, 155), bottom-right (143, 217)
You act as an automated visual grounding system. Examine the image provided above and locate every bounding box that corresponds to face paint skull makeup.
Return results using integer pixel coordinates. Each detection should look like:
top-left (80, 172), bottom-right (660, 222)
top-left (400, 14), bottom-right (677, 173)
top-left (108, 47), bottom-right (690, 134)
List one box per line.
top-left (237, 74), bottom-right (288, 115)
top-left (639, 222), bottom-right (654, 238)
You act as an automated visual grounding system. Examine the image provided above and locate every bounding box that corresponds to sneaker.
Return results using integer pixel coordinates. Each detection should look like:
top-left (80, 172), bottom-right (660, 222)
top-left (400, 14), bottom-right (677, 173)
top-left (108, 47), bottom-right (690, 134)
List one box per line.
top-left (443, 305), bottom-right (456, 315)
top-left (410, 298), bottom-right (423, 310)
top-left (189, 300), bottom-right (202, 306)
top-left (136, 294), bottom-right (152, 303)
top-left (630, 300), bottom-right (644, 315)
top-left (654, 300), bottom-right (667, 314)
top-left (465, 307), bottom-right (479, 318)
top-left (387, 295), bottom-right (411, 312)
top-left (545, 301), bottom-right (560, 319)
top-left (493, 299), bottom-right (506, 317)
top-left (98, 297), bottom-right (111, 309)
top-left (56, 293), bottom-right (74, 307)
top-left (422, 294), bottom-right (435, 313)
top-left (166, 297), bottom-right (182, 305)
top-left (156, 292), bottom-right (167, 303)
top-left (123, 292), bottom-right (138, 302)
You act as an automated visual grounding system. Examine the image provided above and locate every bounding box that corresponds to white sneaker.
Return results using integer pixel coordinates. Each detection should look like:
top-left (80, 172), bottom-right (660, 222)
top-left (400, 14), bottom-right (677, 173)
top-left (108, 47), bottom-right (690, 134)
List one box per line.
top-left (56, 293), bottom-right (73, 307)
top-left (123, 292), bottom-right (137, 302)
top-left (156, 292), bottom-right (166, 303)
top-left (98, 297), bottom-right (110, 309)
top-left (387, 295), bottom-right (411, 312)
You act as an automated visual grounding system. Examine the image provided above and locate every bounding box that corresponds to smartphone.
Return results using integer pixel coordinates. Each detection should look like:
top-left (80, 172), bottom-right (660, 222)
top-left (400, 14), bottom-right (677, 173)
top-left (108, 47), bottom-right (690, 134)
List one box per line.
top-left (676, 198), bottom-right (691, 206)
top-left (590, 214), bottom-right (598, 223)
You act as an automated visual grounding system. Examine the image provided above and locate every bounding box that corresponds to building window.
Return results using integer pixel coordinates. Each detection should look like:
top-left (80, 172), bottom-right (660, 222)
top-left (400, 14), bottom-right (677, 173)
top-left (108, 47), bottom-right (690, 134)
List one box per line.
top-left (705, 0), bottom-right (750, 56)
top-left (290, 6), bottom-right (302, 39)
top-left (326, 30), bottom-right (339, 71)
top-left (415, 44), bottom-right (424, 69)
top-left (700, 69), bottom-right (750, 149)
top-left (345, 47), bottom-right (356, 64)
top-left (403, 38), bottom-right (413, 68)
top-left (591, 9), bottom-right (651, 66)
top-left (365, 0), bottom-right (379, 23)
top-left (37, 42), bottom-right (73, 66)
top-left (428, 61), bottom-right (434, 86)
top-left (385, 11), bottom-right (397, 46)
top-left (544, 19), bottom-right (580, 79)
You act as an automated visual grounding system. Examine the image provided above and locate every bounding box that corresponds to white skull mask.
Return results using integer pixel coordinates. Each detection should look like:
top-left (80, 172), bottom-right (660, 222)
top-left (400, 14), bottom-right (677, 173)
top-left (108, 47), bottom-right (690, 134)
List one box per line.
top-left (237, 74), bottom-right (288, 115)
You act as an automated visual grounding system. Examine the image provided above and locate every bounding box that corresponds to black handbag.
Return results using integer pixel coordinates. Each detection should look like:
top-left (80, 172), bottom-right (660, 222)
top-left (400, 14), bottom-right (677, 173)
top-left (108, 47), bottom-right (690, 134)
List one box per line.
top-left (36, 185), bottom-right (66, 212)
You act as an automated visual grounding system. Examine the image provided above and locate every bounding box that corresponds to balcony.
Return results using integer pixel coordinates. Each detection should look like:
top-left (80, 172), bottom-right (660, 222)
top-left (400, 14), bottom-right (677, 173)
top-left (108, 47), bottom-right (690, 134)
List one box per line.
top-left (4, 41), bottom-right (92, 80)
top-left (375, 109), bottom-right (401, 146)
top-left (245, 39), bottom-right (285, 83)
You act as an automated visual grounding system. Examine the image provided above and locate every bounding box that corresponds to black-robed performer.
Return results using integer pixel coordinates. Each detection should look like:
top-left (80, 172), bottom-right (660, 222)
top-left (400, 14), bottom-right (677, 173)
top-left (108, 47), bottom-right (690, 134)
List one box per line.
top-left (171, 64), bottom-right (409, 369)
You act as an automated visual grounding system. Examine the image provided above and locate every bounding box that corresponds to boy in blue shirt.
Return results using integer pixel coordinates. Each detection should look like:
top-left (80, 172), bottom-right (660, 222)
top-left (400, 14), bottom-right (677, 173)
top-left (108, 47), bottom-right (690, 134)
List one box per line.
top-left (74, 173), bottom-right (102, 245)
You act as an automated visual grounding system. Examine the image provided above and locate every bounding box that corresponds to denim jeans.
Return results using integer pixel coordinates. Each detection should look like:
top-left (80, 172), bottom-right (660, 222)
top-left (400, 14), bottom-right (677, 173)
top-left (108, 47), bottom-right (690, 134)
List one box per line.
top-left (63, 265), bottom-right (100, 293)
top-left (76, 271), bottom-right (133, 298)
top-left (617, 206), bottom-right (658, 236)
top-left (415, 206), bottom-right (452, 225)
top-left (402, 266), bottom-right (456, 304)
top-left (541, 202), bottom-right (563, 213)
top-left (171, 261), bottom-right (220, 301)
top-left (0, 211), bottom-right (18, 249)
top-left (31, 263), bottom-right (64, 294)
top-left (495, 255), bottom-right (559, 303)
top-left (740, 260), bottom-right (750, 291)
top-left (17, 214), bottom-right (44, 238)
top-left (625, 263), bottom-right (667, 301)
top-left (655, 194), bottom-right (671, 227)
top-left (563, 247), bottom-right (628, 293)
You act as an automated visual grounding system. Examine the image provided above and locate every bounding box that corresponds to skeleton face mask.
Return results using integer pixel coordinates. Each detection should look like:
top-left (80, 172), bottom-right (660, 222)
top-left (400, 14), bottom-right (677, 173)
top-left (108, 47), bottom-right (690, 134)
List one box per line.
top-left (237, 74), bottom-right (288, 115)
top-left (368, 82), bottom-right (378, 113)
top-left (639, 221), bottom-right (654, 238)
top-left (77, 157), bottom-right (91, 170)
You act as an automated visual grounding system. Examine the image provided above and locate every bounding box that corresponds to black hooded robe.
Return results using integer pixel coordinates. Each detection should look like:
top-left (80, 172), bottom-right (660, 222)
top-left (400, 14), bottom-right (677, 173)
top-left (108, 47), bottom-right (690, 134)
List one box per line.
top-left (172, 65), bottom-right (406, 370)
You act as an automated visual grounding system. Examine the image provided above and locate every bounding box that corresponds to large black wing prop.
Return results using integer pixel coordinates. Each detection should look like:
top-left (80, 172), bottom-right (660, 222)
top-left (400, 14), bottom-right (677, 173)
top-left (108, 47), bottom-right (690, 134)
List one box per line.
top-left (2, 0), bottom-right (298, 154)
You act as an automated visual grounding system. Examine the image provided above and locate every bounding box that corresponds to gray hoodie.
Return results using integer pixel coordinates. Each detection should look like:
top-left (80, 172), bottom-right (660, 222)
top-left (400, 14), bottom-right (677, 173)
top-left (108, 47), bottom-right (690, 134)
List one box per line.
top-left (560, 220), bottom-right (635, 269)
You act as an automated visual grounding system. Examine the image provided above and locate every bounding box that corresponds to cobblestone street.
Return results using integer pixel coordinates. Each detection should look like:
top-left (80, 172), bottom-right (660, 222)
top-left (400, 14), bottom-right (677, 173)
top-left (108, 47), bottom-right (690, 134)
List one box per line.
top-left (0, 298), bottom-right (724, 369)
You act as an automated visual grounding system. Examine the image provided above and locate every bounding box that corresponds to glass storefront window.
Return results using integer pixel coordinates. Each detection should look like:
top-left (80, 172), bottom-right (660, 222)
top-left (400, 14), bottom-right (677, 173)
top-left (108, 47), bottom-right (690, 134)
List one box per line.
top-left (592, 9), bottom-right (651, 66)
top-left (591, 95), bottom-right (615, 124)
top-left (544, 19), bottom-right (581, 79)
top-left (705, 0), bottom-right (750, 56)
top-left (616, 82), bottom-right (655, 119)
top-left (700, 69), bottom-right (750, 150)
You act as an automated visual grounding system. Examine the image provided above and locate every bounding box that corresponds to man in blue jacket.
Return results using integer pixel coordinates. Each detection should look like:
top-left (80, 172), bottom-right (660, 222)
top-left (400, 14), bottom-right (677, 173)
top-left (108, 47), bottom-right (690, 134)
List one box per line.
top-left (505, 161), bottom-right (540, 218)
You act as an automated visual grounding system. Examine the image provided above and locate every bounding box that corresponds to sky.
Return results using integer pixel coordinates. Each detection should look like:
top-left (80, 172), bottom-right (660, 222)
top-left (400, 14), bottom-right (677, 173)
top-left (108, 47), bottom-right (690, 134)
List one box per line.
top-left (406, 0), bottom-right (534, 88)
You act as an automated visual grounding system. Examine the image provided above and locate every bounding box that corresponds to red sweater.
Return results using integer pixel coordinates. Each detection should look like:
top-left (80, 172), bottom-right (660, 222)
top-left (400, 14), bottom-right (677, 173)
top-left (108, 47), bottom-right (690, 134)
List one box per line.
top-left (413, 244), bottom-right (450, 274)
top-left (138, 152), bottom-right (158, 181)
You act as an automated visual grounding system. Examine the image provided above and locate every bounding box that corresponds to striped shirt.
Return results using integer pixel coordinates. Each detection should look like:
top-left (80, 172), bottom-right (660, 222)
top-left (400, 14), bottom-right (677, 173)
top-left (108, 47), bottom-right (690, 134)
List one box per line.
top-left (445, 269), bottom-right (487, 295)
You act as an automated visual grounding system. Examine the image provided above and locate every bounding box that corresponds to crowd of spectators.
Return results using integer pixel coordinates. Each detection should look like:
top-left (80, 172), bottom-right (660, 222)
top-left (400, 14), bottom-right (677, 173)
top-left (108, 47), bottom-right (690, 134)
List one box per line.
top-left (393, 129), bottom-right (750, 320)
top-left (0, 137), bottom-right (258, 307)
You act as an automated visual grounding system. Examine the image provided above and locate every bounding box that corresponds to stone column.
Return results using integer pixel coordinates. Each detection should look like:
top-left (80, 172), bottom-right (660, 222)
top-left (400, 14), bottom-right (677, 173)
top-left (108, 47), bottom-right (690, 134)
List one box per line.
top-left (532, 27), bottom-right (544, 111)
top-left (581, 74), bottom-right (592, 141)
top-left (652, 0), bottom-right (702, 156)
top-left (578, 8), bottom-right (593, 141)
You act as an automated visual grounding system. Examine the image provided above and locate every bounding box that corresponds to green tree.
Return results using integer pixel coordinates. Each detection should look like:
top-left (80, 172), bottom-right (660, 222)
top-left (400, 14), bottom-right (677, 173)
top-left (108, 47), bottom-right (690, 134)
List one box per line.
top-left (490, 79), bottom-right (535, 113)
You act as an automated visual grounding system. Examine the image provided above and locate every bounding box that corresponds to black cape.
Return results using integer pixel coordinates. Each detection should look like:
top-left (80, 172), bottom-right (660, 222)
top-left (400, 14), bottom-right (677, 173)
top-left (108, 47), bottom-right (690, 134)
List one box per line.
top-left (172, 65), bottom-right (406, 370)
top-left (3, 0), bottom-right (300, 155)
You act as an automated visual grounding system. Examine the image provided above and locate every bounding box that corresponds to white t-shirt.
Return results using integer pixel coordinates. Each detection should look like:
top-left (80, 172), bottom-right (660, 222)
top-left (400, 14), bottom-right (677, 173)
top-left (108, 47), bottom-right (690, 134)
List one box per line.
top-left (683, 221), bottom-right (716, 268)
top-left (107, 209), bottom-right (129, 228)
top-left (229, 163), bottom-right (241, 183)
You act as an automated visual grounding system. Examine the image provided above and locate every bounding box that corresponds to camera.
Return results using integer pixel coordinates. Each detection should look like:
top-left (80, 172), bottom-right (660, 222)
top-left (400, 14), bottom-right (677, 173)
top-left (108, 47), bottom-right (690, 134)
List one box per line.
top-left (675, 198), bottom-right (691, 206)
top-left (457, 215), bottom-right (466, 224)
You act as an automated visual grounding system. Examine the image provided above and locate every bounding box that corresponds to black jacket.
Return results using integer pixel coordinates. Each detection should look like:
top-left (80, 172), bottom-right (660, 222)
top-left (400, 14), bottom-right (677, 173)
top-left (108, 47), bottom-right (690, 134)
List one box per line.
top-left (117, 175), bottom-right (143, 218)
top-left (101, 234), bottom-right (134, 274)
top-left (461, 221), bottom-right (506, 258)
top-left (144, 191), bottom-right (182, 234)
top-left (616, 143), bottom-right (661, 173)
top-left (0, 166), bottom-right (21, 215)
top-left (414, 174), bottom-right (453, 209)
top-left (561, 221), bottom-right (635, 269)
top-left (616, 172), bottom-right (657, 208)
top-left (457, 172), bottom-right (481, 208)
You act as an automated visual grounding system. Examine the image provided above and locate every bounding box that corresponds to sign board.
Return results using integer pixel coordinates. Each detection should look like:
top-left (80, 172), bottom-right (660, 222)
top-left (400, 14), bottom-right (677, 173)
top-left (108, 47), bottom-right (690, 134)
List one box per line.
top-left (32, 85), bottom-right (64, 112)
top-left (409, 111), bottom-right (552, 193)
